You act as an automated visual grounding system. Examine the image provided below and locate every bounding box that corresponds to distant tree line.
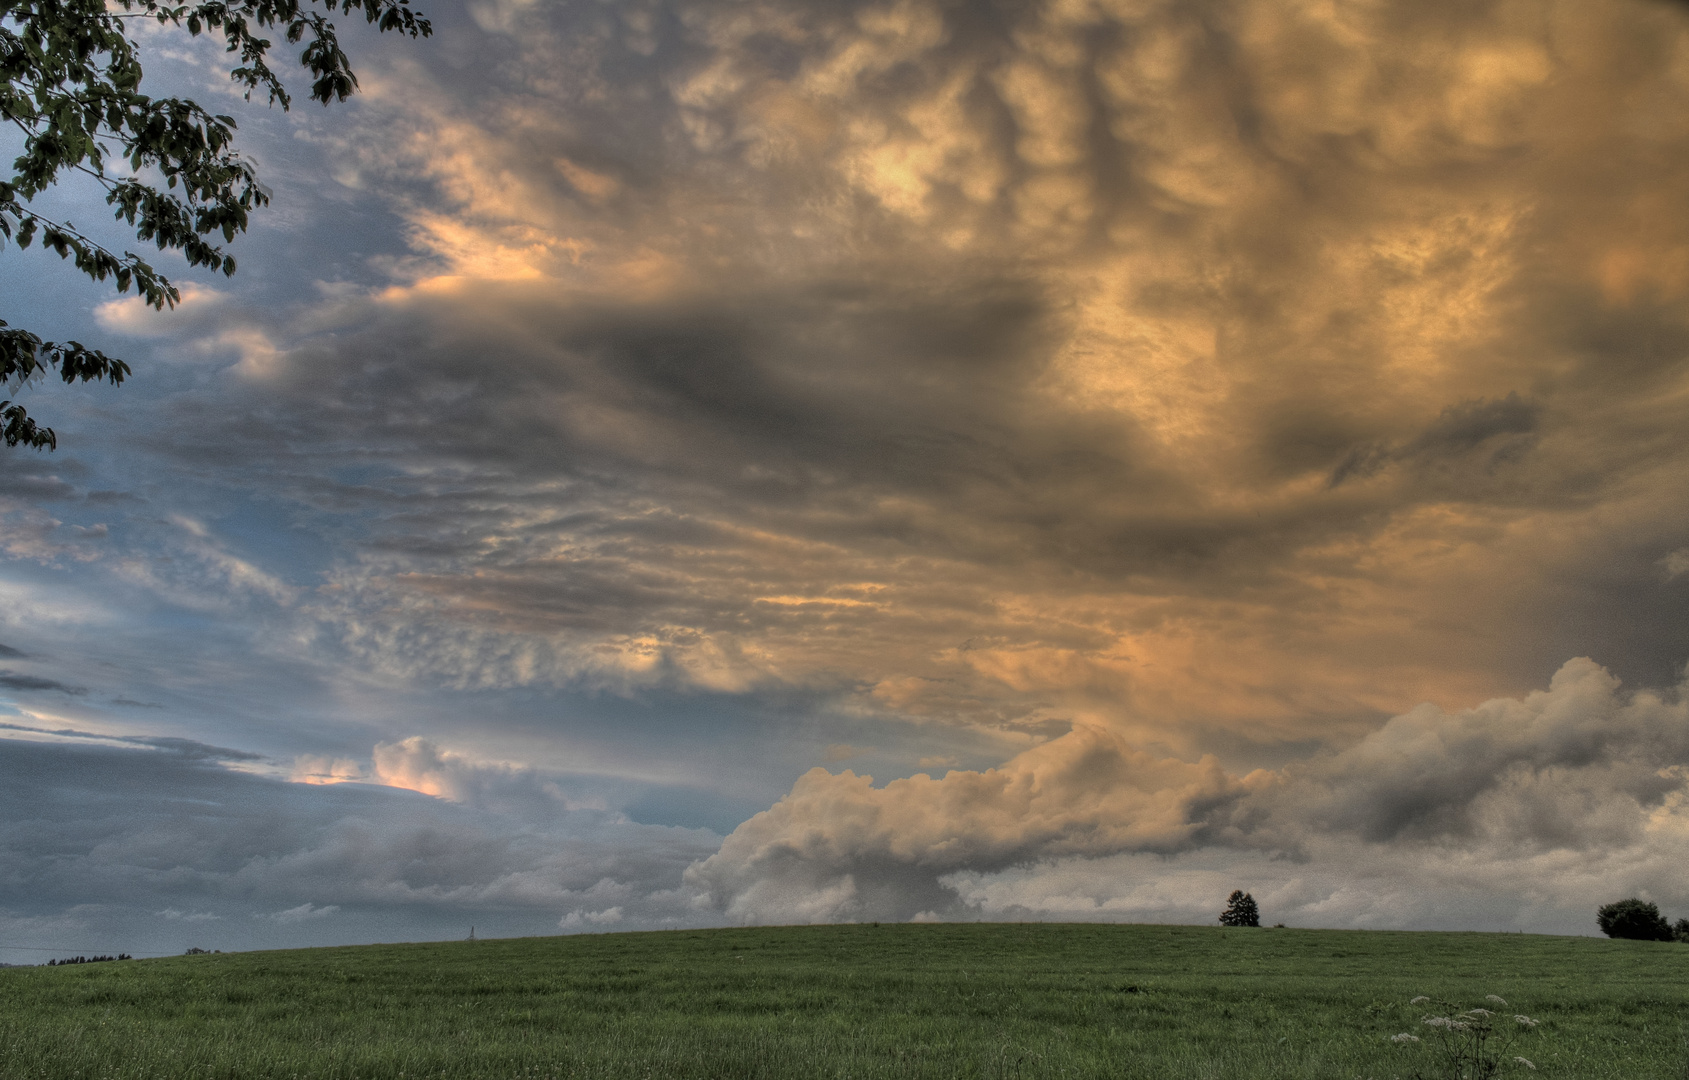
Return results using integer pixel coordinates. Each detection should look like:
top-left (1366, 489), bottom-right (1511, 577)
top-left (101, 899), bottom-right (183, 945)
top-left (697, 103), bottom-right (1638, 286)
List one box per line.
top-left (1597, 898), bottom-right (1689, 942)
top-left (46, 954), bottom-right (129, 965)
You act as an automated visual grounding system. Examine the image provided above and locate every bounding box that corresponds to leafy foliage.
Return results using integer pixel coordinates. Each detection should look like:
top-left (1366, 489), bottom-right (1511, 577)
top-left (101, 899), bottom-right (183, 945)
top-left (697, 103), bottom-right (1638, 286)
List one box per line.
top-left (0, 0), bottom-right (431, 448)
top-left (1596, 897), bottom-right (1674, 941)
top-left (1219, 889), bottom-right (1260, 927)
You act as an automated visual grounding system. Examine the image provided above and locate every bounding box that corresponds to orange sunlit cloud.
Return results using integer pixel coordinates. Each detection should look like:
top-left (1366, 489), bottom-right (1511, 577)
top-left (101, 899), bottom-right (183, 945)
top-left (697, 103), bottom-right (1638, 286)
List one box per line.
top-left (9, 0), bottom-right (1689, 940)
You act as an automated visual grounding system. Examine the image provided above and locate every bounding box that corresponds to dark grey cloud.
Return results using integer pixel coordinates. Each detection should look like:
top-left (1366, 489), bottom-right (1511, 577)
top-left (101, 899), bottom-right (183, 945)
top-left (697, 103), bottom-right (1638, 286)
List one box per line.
top-left (0, 455), bottom-right (86, 501)
top-left (1329, 393), bottom-right (1542, 487)
top-left (0, 739), bottom-right (722, 960)
top-left (0, 672), bottom-right (85, 695)
top-left (0, 473), bottom-right (76, 500)
top-left (1404, 394), bottom-right (1542, 458)
top-left (0, 722), bottom-right (259, 760)
top-left (1243, 659), bottom-right (1687, 851)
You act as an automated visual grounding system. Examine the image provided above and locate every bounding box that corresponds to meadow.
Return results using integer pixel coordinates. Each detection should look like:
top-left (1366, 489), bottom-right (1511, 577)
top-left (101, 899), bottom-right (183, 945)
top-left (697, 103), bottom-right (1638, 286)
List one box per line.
top-left (1, 922), bottom-right (1686, 1079)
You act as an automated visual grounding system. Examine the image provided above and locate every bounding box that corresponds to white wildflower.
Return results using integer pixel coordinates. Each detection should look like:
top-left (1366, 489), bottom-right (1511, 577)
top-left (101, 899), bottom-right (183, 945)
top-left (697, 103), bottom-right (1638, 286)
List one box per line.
top-left (1424, 1017), bottom-right (1455, 1028)
top-left (1486, 995), bottom-right (1508, 1006)
top-left (1410, 996), bottom-right (1430, 1004)
top-left (1514, 1015), bottom-right (1539, 1027)
top-left (1514, 1057), bottom-right (1535, 1070)
top-left (1466, 1008), bottom-right (1493, 1018)
top-left (1390, 1033), bottom-right (1421, 1043)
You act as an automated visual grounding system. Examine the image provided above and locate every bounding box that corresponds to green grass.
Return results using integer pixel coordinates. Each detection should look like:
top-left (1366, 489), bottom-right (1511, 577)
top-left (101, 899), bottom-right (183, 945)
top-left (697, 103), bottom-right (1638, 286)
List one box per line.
top-left (2, 923), bottom-right (1686, 1078)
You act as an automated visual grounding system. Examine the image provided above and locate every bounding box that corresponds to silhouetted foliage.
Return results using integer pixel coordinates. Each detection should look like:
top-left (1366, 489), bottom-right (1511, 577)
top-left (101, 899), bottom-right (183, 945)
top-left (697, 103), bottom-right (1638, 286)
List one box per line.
top-left (46, 954), bottom-right (128, 965)
top-left (1597, 898), bottom-right (1674, 941)
top-left (1219, 890), bottom-right (1260, 927)
top-left (1, 1), bottom-right (431, 448)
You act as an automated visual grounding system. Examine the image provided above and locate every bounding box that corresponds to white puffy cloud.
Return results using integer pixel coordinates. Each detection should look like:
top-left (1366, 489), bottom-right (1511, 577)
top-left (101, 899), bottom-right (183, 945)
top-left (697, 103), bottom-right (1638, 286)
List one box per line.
top-left (686, 725), bottom-right (1252, 922)
top-left (264, 903), bottom-right (340, 923)
top-left (158, 908), bottom-right (221, 922)
top-left (559, 905), bottom-right (624, 928)
top-left (0, 501), bottom-right (107, 566)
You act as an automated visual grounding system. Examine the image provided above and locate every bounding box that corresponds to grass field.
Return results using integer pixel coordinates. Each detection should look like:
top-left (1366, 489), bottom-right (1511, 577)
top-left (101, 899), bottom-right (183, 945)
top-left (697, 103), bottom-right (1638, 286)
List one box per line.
top-left (2, 923), bottom-right (1687, 1079)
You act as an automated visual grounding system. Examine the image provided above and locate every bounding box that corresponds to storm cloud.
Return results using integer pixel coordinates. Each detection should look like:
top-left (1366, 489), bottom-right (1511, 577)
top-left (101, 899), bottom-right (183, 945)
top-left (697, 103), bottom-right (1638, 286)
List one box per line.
top-left (117, 0), bottom-right (1689, 736)
top-left (4, 0), bottom-right (1689, 947)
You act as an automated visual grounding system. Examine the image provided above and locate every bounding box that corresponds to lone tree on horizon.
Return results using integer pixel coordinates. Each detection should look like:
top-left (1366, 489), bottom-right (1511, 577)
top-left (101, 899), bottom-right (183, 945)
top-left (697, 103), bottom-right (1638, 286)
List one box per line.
top-left (1, 0), bottom-right (431, 449)
top-left (1220, 890), bottom-right (1260, 927)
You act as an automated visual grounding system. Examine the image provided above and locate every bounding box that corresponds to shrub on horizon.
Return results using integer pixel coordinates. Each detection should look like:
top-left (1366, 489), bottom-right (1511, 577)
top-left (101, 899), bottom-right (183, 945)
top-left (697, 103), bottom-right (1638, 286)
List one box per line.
top-left (1596, 898), bottom-right (1674, 941)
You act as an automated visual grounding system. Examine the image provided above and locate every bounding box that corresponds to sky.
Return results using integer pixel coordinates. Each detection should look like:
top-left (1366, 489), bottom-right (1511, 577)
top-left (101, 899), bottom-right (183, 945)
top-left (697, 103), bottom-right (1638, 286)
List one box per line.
top-left (4, 0), bottom-right (1689, 961)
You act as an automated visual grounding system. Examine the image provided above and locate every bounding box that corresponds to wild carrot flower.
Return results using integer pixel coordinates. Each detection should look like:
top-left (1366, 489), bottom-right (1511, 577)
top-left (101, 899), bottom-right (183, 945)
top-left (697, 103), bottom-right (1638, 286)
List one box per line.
top-left (1394, 995), bottom-right (1543, 1078)
top-left (1410, 996), bottom-right (1430, 1004)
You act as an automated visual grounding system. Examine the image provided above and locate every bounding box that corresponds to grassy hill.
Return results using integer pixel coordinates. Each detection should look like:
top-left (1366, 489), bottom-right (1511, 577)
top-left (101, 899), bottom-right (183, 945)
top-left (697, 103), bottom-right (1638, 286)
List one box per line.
top-left (2, 922), bottom-right (1686, 1078)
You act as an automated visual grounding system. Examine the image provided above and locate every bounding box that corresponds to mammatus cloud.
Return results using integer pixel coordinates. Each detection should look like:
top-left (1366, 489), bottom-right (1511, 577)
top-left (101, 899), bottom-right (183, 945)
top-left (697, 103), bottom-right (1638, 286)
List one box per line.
top-left (689, 659), bottom-right (1689, 929)
top-left (7, 0), bottom-right (1689, 946)
top-left (97, 0), bottom-right (1685, 752)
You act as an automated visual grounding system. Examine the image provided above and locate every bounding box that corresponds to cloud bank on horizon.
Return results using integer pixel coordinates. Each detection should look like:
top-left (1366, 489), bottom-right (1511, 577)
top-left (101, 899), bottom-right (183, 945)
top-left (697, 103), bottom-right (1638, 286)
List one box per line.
top-left (5, 0), bottom-right (1689, 951)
